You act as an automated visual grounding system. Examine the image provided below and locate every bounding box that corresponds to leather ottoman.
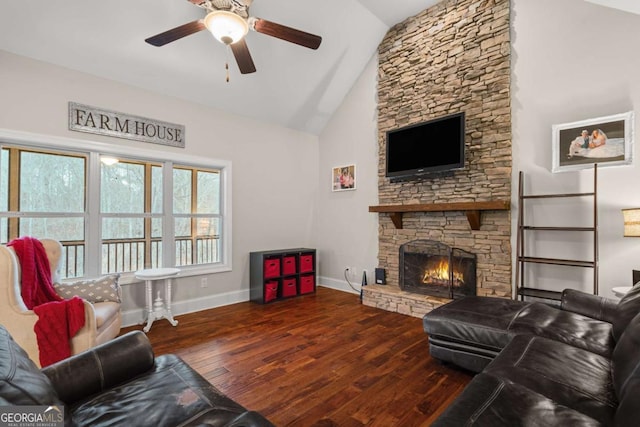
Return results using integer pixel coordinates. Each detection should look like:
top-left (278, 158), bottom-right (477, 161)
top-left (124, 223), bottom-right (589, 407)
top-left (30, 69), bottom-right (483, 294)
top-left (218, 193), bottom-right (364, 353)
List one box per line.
top-left (423, 294), bottom-right (614, 372)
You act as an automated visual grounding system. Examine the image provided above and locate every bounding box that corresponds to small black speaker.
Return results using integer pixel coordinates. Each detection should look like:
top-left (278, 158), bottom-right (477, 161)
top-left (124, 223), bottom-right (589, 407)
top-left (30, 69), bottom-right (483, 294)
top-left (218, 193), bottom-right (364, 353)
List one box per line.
top-left (375, 268), bottom-right (386, 285)
top-left (633, 270), bottom-right (640, 286)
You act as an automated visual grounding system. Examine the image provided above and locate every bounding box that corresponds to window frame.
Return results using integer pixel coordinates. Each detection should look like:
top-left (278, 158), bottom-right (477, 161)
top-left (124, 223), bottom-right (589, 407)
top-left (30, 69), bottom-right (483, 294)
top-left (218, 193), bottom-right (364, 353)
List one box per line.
top-left (0, 128), bottom-right (232, 284)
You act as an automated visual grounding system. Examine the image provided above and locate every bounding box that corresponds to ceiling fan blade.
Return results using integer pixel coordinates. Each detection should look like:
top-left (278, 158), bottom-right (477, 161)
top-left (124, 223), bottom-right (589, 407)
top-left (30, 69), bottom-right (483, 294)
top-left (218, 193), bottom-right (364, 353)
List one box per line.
top-left (230, 39), bottom-right (257, 74)
top-left (145, 20), bottom-right (206, 47)
top-left (252, 18), bottom-right (322, 50)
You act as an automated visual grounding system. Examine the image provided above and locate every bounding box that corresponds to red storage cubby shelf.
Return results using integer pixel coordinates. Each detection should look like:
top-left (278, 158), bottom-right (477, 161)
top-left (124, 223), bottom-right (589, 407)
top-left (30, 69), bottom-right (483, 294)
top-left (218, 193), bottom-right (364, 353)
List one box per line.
top-left (300, 274), bottom-right (315, 294)
top-left (264, 280), bottom-right (279, 303)
top-left (264, 258), bottom-right (280, 278)
top-left (282, 278), bottom-right (298, 297)
top-left (282, 255), bottom-right (297, 275)
top-left (300, 254), bottom-right (314, 273)
top-left (250, 248), bottom-right (316, 304)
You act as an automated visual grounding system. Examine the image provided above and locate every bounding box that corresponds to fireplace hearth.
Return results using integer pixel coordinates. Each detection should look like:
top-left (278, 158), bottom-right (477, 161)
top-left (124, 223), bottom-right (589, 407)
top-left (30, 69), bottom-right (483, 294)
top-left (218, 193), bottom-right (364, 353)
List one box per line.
top-left (400, 240), bottom-right (476, 299)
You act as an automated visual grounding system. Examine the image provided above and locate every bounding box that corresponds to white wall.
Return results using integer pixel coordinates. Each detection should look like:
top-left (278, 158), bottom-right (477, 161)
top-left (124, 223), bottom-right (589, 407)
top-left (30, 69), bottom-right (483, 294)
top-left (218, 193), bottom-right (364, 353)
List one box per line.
top-left (0, 50), bottom-right (319, 324)
top-left (511, 0), bottom-right (640, 298)
top-left (316, 55), bottom-right (379, 294)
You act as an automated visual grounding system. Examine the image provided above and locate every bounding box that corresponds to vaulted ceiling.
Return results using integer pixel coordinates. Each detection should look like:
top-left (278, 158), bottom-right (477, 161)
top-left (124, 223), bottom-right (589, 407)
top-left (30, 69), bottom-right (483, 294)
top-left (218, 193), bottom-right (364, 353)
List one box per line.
top-left (0, 0), bottom-right (439, 135)
top-left (0, 0), bottom-right (636, 135)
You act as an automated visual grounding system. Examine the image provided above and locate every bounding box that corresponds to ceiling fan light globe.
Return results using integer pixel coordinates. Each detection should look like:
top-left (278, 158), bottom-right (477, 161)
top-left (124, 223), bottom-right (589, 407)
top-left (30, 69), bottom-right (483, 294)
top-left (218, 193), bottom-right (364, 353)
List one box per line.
top-left (204, 11), bottom-right (249, 45)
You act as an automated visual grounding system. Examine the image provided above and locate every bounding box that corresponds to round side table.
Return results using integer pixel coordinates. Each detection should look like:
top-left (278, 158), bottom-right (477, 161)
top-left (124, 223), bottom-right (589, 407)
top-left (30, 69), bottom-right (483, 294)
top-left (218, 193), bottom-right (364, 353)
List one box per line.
top-left (135, 268), bottom-right (180, 332)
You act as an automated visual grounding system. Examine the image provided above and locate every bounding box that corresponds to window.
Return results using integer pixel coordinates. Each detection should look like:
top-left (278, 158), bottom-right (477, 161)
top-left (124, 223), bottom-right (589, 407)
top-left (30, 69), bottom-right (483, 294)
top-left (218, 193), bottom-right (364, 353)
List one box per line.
top-left (0, 135), bottom-right (230, 280)
top-left (173, 167), bottom-right (221, 266)
top-left (1, 147), bottom-right (87, 277)
top-left (100, 159), bottom-right (163, 274)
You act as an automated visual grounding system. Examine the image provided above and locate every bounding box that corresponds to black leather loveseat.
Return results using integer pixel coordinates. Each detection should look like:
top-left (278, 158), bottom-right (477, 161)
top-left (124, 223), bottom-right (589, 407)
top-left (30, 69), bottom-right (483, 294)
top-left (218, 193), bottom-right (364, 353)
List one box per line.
top-left (0, 325), bottom-right (274, 427)
top-left (423, 284), bottom-right (640, 426)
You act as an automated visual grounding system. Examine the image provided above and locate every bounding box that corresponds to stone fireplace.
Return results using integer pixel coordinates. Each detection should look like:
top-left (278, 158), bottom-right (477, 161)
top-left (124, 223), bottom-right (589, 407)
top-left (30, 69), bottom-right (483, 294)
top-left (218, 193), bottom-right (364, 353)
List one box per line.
top-left (363, 0), bottom-right (512, 318)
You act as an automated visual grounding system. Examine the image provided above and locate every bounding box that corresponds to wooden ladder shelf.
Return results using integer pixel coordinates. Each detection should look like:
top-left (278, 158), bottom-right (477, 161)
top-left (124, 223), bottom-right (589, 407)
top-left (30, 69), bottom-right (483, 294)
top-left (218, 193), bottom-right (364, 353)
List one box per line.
top-left (515, 165), bottom-right (599, 301)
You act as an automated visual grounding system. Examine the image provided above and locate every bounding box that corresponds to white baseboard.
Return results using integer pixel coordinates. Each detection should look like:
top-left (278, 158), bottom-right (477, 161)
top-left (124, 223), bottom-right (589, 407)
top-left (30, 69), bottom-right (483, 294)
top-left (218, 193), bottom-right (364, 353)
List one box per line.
top-left (121, 288), bottom-right (250, 327)
top-left (318, 276), bottom-right (360, 295)
top-left (121, 280), bottom-right (360, 327)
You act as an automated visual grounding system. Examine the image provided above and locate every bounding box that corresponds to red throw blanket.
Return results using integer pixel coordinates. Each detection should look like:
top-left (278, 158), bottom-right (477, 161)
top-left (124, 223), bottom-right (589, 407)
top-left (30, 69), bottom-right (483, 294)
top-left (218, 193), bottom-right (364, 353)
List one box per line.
top-left (8, 237), bottom-right (85, 366)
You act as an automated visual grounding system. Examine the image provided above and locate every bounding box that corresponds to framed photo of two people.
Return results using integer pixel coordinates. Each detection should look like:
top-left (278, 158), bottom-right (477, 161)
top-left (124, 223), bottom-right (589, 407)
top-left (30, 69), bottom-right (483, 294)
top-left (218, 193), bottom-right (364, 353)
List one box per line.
top-left (332, 164), bottom-right (356, 191)
top-left (552, 111), bottom-right (634, 173)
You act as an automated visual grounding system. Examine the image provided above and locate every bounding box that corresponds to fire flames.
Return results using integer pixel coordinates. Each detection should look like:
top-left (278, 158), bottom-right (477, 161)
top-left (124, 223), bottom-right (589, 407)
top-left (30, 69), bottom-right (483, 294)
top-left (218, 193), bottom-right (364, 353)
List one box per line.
top-left (422, 258), bottom-right (465, 287)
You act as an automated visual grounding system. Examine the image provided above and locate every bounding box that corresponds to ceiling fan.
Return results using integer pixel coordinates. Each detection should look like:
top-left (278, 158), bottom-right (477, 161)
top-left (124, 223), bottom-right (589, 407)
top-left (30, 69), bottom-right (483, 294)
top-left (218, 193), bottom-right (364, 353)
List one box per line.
top-left (145, 0), bottom-right (322, 75)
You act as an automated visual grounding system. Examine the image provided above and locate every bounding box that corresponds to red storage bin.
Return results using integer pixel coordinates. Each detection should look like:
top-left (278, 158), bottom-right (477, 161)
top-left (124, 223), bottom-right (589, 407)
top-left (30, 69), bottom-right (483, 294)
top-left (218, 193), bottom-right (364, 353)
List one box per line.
top-left (300, 274), bottom-right (315, 294)
top-left (282, 256), bottom-right (297, 275)
top-left (264, 258), bottom-right (280, 278)
top-left (282, 278), bottom-right (298, 297)
top-left (300, 254), bottom-right (314, 273)
top-left (264, 280), bottom-right (278, 303)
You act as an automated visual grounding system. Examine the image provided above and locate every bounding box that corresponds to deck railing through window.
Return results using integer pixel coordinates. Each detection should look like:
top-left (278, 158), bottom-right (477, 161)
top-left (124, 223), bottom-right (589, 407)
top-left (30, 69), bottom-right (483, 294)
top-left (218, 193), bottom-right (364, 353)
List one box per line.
top-left (60, 236), bottom-right (219, 279)
top-left (60, 241), bottom-right (85, 279)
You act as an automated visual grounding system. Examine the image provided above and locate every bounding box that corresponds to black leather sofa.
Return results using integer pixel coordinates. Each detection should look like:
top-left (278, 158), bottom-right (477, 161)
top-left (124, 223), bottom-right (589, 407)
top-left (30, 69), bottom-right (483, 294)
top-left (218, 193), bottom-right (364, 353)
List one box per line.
top-left (423, 284), bottom-right (640, 426)
top-left (0, 325), bottom-right (275, 427)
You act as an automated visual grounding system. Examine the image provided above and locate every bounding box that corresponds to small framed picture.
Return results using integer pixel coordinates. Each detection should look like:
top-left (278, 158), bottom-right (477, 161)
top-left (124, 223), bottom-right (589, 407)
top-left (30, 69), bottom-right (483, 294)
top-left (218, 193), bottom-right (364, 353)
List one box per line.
top-left (552, 111), bottom-right (634, 173)
top-left (332, 164), bottom-right (356, 191)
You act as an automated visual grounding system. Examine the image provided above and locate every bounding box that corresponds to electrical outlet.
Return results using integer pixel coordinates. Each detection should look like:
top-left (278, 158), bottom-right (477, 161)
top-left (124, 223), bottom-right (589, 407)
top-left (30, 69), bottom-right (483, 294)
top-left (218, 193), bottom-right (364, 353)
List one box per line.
top-left (200, 277), bottom-right (208, 288)
top-left (345, 266), bottom-right (353, 280)
top-left (351, 267), bottom-right (357, 280)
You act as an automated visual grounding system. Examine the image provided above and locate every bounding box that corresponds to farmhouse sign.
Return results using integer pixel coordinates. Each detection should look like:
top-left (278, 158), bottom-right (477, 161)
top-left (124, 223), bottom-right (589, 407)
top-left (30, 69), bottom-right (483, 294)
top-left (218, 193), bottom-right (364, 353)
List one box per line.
top-left (68, 102), bottom-right (185, 148)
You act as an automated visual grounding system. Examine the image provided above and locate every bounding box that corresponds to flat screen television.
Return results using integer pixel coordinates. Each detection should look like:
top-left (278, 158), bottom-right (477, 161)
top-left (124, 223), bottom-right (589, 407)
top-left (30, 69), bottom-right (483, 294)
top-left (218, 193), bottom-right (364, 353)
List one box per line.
top-left (385, 112), bottom-right (465, 178)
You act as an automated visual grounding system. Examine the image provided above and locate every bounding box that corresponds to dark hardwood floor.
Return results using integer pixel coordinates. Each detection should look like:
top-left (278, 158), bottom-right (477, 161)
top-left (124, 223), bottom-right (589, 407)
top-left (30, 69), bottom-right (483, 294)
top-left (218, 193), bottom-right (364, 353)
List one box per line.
top-left (121, 287), bottom-right (472, 426)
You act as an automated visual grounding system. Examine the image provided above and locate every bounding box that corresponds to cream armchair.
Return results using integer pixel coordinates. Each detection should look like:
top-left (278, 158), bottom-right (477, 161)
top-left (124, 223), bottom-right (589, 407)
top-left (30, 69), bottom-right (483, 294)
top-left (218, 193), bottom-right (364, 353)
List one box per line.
top-left (0, 238), bottom-right (121, 367)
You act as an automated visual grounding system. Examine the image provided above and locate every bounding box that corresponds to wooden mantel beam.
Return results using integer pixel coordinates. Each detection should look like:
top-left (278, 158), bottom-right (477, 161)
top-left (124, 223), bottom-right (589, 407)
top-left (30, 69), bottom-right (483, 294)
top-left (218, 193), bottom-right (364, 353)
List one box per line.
top-left (368, 200), bottom-right (511, 230)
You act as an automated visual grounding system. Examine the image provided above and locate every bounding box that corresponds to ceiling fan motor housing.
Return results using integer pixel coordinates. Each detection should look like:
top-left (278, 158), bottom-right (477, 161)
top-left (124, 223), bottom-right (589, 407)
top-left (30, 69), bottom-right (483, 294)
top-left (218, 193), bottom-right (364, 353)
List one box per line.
top-left (201, 0), bottom-right (250, 18)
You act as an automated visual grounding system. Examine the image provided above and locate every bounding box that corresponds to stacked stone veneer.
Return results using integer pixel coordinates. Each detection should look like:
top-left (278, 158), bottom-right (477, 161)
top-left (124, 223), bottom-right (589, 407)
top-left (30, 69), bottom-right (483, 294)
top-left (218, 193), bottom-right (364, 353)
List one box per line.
top-left (365, 0), bottom-right (512, 316)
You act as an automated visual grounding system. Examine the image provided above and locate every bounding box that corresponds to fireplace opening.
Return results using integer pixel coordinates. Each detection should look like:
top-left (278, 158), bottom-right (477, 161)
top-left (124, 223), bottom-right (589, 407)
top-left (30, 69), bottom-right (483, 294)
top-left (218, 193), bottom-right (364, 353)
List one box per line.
top-left (400, 240), bottom-right (476, 299)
